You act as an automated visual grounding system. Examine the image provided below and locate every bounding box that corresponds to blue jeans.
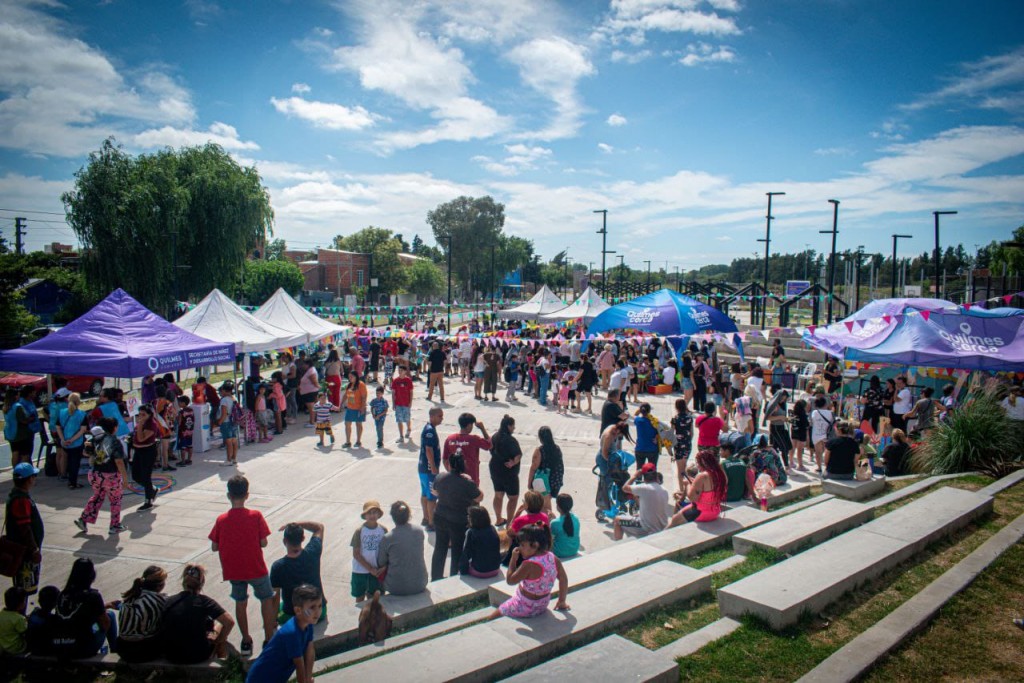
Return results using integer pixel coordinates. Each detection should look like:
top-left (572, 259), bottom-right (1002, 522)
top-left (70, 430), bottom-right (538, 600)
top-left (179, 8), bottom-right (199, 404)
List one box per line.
top-left (374, 418), bottom-right (385, 444)
top-left (538, 374), bottom-right (550, 406)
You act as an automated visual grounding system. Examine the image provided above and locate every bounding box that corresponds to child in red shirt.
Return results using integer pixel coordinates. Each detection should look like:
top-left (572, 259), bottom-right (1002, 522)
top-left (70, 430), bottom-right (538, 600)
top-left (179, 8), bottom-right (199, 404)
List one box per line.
top-left (390, 366), bottom-right (414, 444)
top-left (208, 475), bottom-right (274, 657)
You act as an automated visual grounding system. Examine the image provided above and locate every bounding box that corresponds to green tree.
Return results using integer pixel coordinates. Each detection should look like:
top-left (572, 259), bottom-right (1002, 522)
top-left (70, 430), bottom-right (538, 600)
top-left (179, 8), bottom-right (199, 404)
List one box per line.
top-left (333, 226), bottom-right (408, 295)
top-left (237, 258), bottom-right (304, 304)
top-left (405, 257), bottom-right (446, 298)
top-left (427, 196), bottom-right (506, 297)
top-left (265, 238), bottom-right (288, 261)
top-left (63, 138), bottom-right (273, 313)
top-left (988, 225), bottom-right (1024, 275)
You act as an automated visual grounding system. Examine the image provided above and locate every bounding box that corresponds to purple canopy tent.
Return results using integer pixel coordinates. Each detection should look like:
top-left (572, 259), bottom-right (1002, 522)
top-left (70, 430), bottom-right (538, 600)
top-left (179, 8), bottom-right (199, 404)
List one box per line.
top-left (0, 288), bottom-right (235, 378)
top-left (803, 298), bottom-right (1024, 371)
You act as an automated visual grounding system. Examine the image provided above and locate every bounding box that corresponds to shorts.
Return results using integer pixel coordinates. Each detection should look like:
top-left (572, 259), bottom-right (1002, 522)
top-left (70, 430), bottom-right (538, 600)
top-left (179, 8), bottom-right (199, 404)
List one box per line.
top-left (614, 514), bottom-right (652, 536)
top-left (230, 575), bottom-right (274, 602)
top-left (712, 394), bottom-right (723, 407)
top-left (568, 390), bottom-right (577, 400)
top-left (345, 409), bottom-right (365, 423)
top-left (301, 391), bottom-right (318, 406)
top-left (177, 434), bottom-right (193, 450)
top-left (14, 558), bottom-right (40, 595)
top-left (351, 572), bottom-right (382, 598)
top-left (394, 406), bottom-right (411, 423)
top-left (474, 371), bottom-right (484, 379)
top-left (256, 409), bottom-right (272, 427)
top-left (682, 378), bottom-right (694, 391)
top-left (316, 421), bottom-right (334, 436)
top-left (419, 472), bottom-right (437, 501)
top-left (220, 422), bottom-right (238, 440)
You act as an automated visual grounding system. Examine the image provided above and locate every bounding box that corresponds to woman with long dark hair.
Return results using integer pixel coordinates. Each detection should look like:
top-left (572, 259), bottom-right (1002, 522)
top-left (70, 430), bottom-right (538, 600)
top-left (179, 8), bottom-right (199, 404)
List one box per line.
top-left (527, 426), bottom-right (564, 514)
top-left (325, 349), bottom-right (343, 409)
top-left (132, 404), bottom-right (159, 510)
top-left (489, 415), bottom-right (522, 526)
top-left (669, 449), bottom-right (727, 526)
top-left (764, 385), bottom-right (793, 468)
top-left (52, 558), bottom-right (116, 658)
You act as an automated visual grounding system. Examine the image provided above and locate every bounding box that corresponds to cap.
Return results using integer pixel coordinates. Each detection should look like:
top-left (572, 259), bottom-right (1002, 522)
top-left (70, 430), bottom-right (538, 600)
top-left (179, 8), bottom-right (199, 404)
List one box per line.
top-left (53, 387), bottom-right (71, 399)
top-left (640, 463), bottom-right (657, 474)
top-left (854, 429), bottom-right (865, 441)
top-left (13, 462), bottom-right (40, 480)
top-left (361, 500), bottom-right (383, 519)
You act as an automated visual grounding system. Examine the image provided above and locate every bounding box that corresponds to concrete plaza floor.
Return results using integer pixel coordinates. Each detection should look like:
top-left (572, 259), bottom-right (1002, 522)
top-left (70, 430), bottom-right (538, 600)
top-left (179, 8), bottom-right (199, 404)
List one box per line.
top-left (2, 375), bottom-right (701, 657)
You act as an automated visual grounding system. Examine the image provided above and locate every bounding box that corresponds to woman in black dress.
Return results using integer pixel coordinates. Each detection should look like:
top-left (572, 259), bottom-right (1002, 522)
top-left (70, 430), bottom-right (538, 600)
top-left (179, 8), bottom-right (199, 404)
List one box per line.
top-left (488, 415), bottom-right (522, 526)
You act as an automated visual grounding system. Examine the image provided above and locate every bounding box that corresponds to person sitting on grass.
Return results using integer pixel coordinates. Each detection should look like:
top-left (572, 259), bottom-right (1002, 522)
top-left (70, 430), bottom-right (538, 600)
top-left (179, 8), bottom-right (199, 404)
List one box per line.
top-left (245, 584), bottom-right (322, 683)
top-left (613, 463), bottom-right (669, 540)
top-left (669, 448), bottom-right (728, 526)
top-left (490, 525), bottom-right (569, 619)
top-left (270, 521), bottom-right (326, 625)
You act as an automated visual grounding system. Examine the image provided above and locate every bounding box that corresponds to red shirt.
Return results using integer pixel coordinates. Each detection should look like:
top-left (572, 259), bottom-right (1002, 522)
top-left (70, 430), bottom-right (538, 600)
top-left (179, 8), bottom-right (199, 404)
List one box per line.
top-left (442, 433), bottom-right (492, 485)
top-left (208, 507), bottom-right (271, 581)
top-left (382, 340), bottom-right (397, 357)
top-left (391, 377), bottom-right (413, 407)
top-left (695, 415), bottom-right (725, 447)
top-left (510, 511), bottom-right (549, 534)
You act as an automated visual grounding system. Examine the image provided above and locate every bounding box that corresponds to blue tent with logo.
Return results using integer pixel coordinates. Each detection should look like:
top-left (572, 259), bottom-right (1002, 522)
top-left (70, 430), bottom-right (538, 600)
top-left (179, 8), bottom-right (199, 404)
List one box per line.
top-left (585, 289), bottom-right (741, 356)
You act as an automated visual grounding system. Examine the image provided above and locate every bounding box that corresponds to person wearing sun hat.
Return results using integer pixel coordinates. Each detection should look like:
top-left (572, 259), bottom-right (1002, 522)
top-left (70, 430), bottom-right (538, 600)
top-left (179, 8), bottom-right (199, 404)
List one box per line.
top-left (5, 463), bottom-right (44, 594)
top-left (350, 500), bottom-right (387, 603)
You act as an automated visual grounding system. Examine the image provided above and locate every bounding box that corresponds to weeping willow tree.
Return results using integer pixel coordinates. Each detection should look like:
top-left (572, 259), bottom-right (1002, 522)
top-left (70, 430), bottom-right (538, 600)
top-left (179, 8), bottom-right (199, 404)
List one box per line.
top-left (63, 138), bottom-right (274, 313)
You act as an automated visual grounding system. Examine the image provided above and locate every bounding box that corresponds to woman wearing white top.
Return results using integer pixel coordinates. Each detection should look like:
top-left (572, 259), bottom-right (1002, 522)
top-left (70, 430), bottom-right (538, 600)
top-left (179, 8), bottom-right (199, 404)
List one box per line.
top-left (809, 395), bottom-right (835, 474)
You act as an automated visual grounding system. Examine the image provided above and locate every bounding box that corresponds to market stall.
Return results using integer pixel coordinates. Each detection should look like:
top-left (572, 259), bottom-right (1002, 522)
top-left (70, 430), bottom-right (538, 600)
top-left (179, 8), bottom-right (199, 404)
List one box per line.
top-left (540, 286), bottom-right (610, 324)
top-left (496, 285), bottom-right (566, 321)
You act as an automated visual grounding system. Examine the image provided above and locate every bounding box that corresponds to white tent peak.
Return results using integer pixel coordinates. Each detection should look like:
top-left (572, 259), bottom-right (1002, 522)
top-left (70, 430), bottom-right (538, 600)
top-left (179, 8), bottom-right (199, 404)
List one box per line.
top-left (497, 285), bottom-right (566, 321)
top-left (253, 288), bottom-right (349, 344)
top-left (174, 289), bottom-right (307, 354)
top-left (541, 286), bottom-right (610, 323)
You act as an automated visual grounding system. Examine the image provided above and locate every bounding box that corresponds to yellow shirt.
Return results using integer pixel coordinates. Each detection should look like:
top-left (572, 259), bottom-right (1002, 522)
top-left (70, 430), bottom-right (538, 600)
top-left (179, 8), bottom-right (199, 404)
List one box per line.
top-left (0, 609), bottom-right (27, 655)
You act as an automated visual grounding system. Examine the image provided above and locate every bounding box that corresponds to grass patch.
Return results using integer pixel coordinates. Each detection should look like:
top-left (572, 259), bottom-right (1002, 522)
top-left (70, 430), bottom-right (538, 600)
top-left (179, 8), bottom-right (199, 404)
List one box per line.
top-left (684, 546), bottom-right (735, 569)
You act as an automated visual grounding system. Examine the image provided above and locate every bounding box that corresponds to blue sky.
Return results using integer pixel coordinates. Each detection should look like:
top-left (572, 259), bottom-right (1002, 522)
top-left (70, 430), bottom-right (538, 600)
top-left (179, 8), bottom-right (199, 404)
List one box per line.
top-left (1, 0), bottom-right (1023, 272)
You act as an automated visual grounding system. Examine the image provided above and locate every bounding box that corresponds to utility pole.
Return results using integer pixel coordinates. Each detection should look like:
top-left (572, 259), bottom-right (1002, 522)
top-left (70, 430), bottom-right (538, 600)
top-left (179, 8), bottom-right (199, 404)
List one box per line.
top-left (643, 260), bottom-right (651, 290)
top-left (821, 200), bottom-right (840, 324)
top-left (14, 217), bottom-right (26, 255)
top-left (441, 234), bottom-right (453, 332)
top-left (891, 234), bottom-right (912, 298)
top-left (854, 246), bottom-right (865, 311)
top-left (759, 192), bottom-right (785, 329)
top-left (490, 244), bottom-right (496, 310)
top-left (933, 210), bottom-right (957, 299)
top-left (564, 256), bottom-right (572, 300)
top-left (617, 255), bottom-right (626, 286)
top-left (594, 209), bottom-right (610, 298)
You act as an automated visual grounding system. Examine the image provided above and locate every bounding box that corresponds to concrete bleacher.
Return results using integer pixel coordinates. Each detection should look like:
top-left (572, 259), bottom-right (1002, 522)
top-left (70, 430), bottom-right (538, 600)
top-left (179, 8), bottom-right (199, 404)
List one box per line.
top-left (717, 486), bottom-right (993, 629)
top-left (489, 505), bottom-right (765, 606)
top-left (321, 561), bottom-right (708, 682)
top-left (501, 635), bottom-right (678, 683)
top-left (822, 475), bottom-right (886, 501)
top-left (732, 498), bottom-right (874, 556)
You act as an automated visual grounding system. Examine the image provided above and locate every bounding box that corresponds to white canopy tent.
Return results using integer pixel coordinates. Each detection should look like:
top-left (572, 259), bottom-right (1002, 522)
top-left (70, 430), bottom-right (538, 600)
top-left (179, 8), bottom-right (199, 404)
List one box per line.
top-left (174, 289), bottom-right (309, 353)
top-left (253, 288), bottom-right (350, 344)
top-left (496, 285), bottom-right (567, 321)
top-left (540, 286), bottom-right (610, 324)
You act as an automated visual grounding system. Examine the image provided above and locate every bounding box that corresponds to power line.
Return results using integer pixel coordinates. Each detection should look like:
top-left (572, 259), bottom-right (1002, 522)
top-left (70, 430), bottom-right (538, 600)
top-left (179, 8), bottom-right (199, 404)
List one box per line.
top-left (0, 207), bottom-right (66, 216)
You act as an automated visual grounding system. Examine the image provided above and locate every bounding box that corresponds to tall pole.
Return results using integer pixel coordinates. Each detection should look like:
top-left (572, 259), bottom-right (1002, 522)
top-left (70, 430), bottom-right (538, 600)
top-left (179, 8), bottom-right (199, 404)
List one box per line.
top-left (617, 255), bottom-right (625, 286)
top-left (643, 260), bottom-right (651, 290)
top-left (759, 192), bottom-right (785, 329)
top-left (821, 200), bottom-right (840, 324)
top-left (933, 210), bottom-right (957, 298)
top-left (490, 244), bottom-right (495, 310)
top-left (442, 234), bottom-right (452, 332)
top-left (594, 209), bottom-right (608, 298)
top-left (891, 234), bottom-right (912, 298)
top-left (14, 217), bottom-right (26, 255)
top-left (588, 261), bottom-right (594, 288)
top-left (854, 246), bottom-right (864, 311)
top-left (564, 256), bottom-right (572, 300)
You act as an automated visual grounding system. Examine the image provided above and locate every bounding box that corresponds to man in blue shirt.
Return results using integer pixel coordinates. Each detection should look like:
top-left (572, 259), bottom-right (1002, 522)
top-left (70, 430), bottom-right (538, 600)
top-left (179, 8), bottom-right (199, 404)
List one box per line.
top-left (418, 407), bottom-right (444, 532)
top-left (245, 584), bottom-right (321, 683)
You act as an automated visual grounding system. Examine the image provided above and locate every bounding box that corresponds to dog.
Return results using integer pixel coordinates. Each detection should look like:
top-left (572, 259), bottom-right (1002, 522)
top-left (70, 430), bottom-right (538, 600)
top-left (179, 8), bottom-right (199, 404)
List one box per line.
top-left (357, 590), bottom-right (393, 645)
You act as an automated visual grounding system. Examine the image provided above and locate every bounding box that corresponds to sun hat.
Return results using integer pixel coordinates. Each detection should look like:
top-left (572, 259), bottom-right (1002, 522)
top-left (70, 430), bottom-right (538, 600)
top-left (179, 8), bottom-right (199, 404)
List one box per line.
top-left (361, 500), bottom-right (383, 519)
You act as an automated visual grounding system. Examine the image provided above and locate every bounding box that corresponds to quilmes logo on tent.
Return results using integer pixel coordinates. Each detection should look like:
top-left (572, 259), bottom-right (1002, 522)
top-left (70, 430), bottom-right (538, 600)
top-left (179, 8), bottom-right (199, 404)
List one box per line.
top-left (687, 308), bottom-right (711, 328)
top-left (937, 321), bottom-right (1005, 353)
top-left (627, 308), bottom-right (661, 325)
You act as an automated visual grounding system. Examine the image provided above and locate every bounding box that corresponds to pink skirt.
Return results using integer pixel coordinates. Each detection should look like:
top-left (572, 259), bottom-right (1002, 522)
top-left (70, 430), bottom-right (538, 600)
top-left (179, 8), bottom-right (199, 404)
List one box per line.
top-left (498, 587), bottom-right (551, 618)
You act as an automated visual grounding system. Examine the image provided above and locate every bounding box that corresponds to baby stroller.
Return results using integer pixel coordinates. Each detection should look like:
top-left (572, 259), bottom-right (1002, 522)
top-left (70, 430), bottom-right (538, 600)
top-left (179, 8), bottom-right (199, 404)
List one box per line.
top-left (593, 449), bottom-right (636, 522)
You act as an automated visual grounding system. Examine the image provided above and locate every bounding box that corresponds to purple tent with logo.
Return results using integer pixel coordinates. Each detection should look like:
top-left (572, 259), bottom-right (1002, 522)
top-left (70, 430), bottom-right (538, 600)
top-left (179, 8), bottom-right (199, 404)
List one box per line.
top-left (803, 298), bottom-right (1024, 371)
top-left (0, 288), bottom-right (235, 377)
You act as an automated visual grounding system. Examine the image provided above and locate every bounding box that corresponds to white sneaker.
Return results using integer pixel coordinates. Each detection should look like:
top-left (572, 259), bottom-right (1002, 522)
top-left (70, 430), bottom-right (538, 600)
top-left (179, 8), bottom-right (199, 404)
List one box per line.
top-left (395, 437), bottom-right (404, 444)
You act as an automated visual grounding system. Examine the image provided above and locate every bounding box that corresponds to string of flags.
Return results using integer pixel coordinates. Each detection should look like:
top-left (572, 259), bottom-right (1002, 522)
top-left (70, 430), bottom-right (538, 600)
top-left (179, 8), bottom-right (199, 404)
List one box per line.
top-left (176, 299), bottom-right (526, 315)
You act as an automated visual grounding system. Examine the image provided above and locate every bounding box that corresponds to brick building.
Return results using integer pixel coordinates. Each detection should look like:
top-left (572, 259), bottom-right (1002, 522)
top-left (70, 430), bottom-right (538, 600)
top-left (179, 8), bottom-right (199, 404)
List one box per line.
top-left (292, 248), bottom-right (371, 297)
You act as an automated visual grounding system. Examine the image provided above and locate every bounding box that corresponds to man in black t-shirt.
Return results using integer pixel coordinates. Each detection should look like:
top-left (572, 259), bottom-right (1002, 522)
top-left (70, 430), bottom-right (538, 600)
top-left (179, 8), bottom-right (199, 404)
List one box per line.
top-left (270, 520), bottom-right (326, 624)
top-left (426, 342), bottom-right (446, 403)
top-left (369, 340), bottom-right (381, 383)
top-left (824, 422), bottom-right (858, 480)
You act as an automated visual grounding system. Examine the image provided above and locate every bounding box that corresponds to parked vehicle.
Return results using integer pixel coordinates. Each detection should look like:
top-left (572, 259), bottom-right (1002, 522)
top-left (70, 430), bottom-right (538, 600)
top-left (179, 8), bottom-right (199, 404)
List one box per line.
top-left (0, 372), bottom-right (104, 398)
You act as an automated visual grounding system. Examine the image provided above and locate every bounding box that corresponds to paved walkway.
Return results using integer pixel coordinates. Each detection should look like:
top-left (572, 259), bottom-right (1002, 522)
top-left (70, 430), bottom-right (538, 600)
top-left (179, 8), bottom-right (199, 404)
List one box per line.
top-left (2, 376), bottom-right (697, 655)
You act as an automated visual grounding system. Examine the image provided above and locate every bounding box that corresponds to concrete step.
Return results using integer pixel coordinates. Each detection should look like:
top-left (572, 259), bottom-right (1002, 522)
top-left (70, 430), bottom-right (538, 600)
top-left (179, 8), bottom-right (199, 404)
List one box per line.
top-left (751, 471), bottom-right (817, 509)
top-left (500, 635), bottom-right (678, 683)
top-left (733, 498), bottom-right (874, 556)
top-left (717, 487), bottom-right (993, 630)
top-left (656, 617), bottom-right (743, 660)
top-left (321, 561), bottom-right (709, 682)
top-left (822, 476), bottom-right (886, 501)
top-left (489, 505), bottom-right (765, 606)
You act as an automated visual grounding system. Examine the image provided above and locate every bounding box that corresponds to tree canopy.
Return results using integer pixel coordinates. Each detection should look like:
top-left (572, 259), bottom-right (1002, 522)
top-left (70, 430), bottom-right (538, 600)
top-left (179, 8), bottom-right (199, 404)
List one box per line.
top-left (237, 258), bottom-right (304, 304)
top-left (62, 138), bottom-right (273, 313)
top-left (405, 257), bottom-right (446, 298)
top-left (427, 195), bottom-right (508, 297)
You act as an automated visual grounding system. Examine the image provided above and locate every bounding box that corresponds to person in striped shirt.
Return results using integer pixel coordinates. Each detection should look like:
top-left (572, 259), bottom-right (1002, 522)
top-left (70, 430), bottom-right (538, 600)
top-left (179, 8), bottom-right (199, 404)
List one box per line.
top-left (313, 393), bottom-right (335, 448)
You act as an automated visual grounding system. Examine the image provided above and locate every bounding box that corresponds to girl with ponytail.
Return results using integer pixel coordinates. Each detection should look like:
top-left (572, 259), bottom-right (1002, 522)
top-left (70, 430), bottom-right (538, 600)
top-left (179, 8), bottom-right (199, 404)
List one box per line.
top-left (550, 493), bottom-right (580, 558)
top-left (116, 565), bottom-right (168, 662)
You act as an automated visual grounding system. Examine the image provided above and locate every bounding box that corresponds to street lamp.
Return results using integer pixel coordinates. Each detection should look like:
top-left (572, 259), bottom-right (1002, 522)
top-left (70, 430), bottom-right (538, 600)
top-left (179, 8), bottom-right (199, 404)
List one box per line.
top-left (760, 192), bottom-right (785, 329)
top-left (588, 261), bottom-right (595, 288)
top-left (853, 245), bottom-right (865, 311)
top-left (821, 200), bottom-right (840, 324)
top-left (440, 234), bottom-right (453, 332)
top-left (891, 234), bottom-right (912, 298)
top-left (933, 210), bottom-right (958, 298)
top-left (594, 209), bottom-right (610, 298)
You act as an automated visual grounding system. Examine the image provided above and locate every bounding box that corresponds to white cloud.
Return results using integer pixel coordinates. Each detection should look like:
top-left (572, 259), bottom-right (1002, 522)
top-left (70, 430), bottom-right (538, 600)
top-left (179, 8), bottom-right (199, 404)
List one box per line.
top-left (508, 37), bottom-right (595, 140)
top-left (133, 122), bottom-right (260, 150)
top-left (597, 142), bottom-right (615, 153)
top-left (607, 113), bottom-right (628, 126)
top-left (865, 125), bottom-right (1024, 182)
top-left (902, 46), bottom-right (1024, 113)
top-left (270, 96), bottom-right (379, 131)
top-left (596, 1), bottom-right (742, 49)
top-left (680, 42), bottom-right (736, 67)
top-left (474, 144), bottom-right (553, 175)
top-left (291, 82), bottom-right (312, 94)
top-left (610, 48), bottom-right (653, 63)
top-left (870, 119), bottom-right (908, 141)
top-left (814, 147), bottom-right (854, 156)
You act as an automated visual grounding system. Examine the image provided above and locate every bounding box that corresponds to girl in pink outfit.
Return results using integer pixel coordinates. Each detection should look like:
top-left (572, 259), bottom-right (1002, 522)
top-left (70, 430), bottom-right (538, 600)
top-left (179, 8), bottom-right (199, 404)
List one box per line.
top-left (491, 525), bottom-right (569, 619)
top-left (271, 376), bottom-right (287, 435)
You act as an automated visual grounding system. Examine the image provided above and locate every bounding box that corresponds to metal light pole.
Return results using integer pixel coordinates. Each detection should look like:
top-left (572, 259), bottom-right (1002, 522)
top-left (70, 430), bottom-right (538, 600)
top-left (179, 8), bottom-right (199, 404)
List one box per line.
top-left (441, 234), bottom-right (453, 331)
top-left (674, 266), bottom-right (680, 290)
top-left (617, 255), bottom-right (626, 285)
top-left (588, 261), bottom-right (595, 289)
top-left (594, 209), bottom-right (609, 298)
top-left (933, 211), bottom-right (957, 298)
top-left (821, 200), bottom-right (840, 324)
top-left (854, 246), bottom-right (865, 311)
top-left (643, 260), bottom-right (651, 290)
top-left (891, 234), bottom-right (912, 298)
top-left (489, 244), bottom-right (496, 310)
top-left (759, 192), bottom-right (785, 329)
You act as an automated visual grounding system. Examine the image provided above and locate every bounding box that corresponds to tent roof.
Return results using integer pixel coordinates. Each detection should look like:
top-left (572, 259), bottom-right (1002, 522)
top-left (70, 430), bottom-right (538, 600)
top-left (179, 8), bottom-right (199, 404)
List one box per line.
top-left (252, 288), bottom-right (348, 344)
top-left (587, 288), bottom-right (739, 337)
top-left (0, 288), bottom-right (235, 378)
top-left (174, 289), bottom-right (308, 353)
top-left (540, 286), bottom-right (611, 323)
top-left (496, 285), bottom-right (566, 320)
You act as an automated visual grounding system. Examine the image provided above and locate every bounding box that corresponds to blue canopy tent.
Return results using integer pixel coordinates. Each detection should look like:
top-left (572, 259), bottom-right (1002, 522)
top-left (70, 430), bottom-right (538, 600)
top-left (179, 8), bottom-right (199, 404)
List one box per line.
top-left (584, 288), bottom-right (741, 358)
